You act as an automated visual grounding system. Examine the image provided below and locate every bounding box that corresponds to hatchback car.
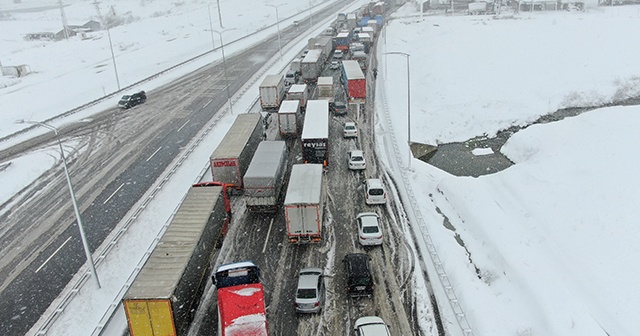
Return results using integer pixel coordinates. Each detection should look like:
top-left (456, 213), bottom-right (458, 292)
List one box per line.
top-left (331, 61), bottom-right (340, 70)
top-left (343, 121), bottom-right (358, 138)
top-left (356, 212), bottom-right (382, 246)
top-left (365, 178), bottom-right (387, 205)
top-left (343, 253), bottom-right (374, 298)
top-left (332, 100), bottom-right (348, 116)
top-left (294, 267), bottom-right (324, 314)
top-left (118, 90), bottom-right (146, 109)
top-left (354, 316), bottom-right (391, 336)
top-left (348, 150), bottom-right (366, 170)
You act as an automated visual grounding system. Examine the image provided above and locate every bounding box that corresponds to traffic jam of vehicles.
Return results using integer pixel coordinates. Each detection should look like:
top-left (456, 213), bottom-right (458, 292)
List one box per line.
top-left (122, 1), bottom-right (400, 335)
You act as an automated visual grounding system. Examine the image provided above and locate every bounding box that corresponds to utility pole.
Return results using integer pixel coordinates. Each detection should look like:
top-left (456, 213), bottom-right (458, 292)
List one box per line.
top-left (216, 0), bottom-right (224, 28)
top-left (93, 1), bottom-right (121, 91)
top-left (58, 0), bottom-right (69, 40)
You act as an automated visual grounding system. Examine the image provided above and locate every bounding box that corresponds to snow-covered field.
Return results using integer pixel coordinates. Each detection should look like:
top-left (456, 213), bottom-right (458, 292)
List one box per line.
top-left (380, 4), bottom-right (640, 336)
top-left (2, 0), bottom-right (640, 335)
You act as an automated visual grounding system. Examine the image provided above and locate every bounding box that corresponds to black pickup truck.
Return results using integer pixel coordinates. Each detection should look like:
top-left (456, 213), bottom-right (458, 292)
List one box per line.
top-left (118, 90), bottom-right (146, 109)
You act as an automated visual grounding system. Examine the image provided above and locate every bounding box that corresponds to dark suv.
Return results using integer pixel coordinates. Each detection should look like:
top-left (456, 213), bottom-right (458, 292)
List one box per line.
top-left (343, 253), bottom-right (374, 298)
top-left (331, 100), bottom-right (347, 116)
top-left (118, 90), bottom-right (146, 109)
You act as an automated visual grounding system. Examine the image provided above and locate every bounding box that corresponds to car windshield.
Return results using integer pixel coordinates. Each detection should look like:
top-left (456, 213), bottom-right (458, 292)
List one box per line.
top-left (369, 188), bottom-right (384, 196)
top-left (351, 156), bottom-right (363, 162)
top-left (120, 95), bottom-right (131, 100)
top-left (362, 226), bottom-right (379, 234)
top-left (297, 288), bottom-right (317, 299)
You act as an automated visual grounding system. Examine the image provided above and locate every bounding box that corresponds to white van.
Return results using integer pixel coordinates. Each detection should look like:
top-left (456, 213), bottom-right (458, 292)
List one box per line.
top-left (365, 179), bottom-right (386, 205)
top-left (354, 316), bottom-right (391, 336)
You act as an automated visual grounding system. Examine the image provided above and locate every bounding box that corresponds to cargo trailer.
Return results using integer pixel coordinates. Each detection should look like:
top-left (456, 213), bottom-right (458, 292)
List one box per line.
top-left (284, 164), bottom-right (325, 243)
top-left (244, 141), bottom-right (289, 212)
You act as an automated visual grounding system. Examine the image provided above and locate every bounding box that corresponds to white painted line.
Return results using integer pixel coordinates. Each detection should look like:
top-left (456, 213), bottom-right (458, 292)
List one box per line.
top-left (262, 218), bottom-right (274, 254)
top-left (177, 119), bottom-right (190, 132)
top-left (36, 236), bottom-right (72, 273)
top-left (146, 146), bottom-right (162, 162)
top-left (103, 183), bottom-right (125, 205)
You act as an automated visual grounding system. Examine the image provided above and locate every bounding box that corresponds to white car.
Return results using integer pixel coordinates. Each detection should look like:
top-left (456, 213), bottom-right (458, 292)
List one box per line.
top-left (348, 150), bottom-right (366, 170)
top-left (354, 316), bottom-right (391, 335)
top-left (343, 121), bottom-right (358, 138)
top-left (365, 178), bottom-right (387, 205)
top-left (331, 61), bottom-right (340, 70)
top-left (356, 212), bottom-right (382, 246)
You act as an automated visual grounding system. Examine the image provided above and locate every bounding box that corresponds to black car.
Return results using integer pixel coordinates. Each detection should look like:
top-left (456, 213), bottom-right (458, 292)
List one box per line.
top-left (118, 90), bottom-right (146, 108)
top-left (343, 253), bottom-right (374, 298)
top-left (331, 100), bottom-right (347, 116)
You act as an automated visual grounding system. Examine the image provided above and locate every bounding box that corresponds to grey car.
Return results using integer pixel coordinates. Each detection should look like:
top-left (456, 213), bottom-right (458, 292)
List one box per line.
top-left (294, 267), bottom-right (324, 314)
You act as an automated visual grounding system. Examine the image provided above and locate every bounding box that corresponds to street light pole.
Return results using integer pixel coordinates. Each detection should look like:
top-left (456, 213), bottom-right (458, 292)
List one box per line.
top-left (94, 1), bottom-right (120, 91)
top-left (266, 3), bottom-right (287, 59)
top-left (213, 28), bottom-right (236, 114)
top-left (384, 52), bottom-right (412, 170)
top-left (15, 120), bottom-right (101, 288)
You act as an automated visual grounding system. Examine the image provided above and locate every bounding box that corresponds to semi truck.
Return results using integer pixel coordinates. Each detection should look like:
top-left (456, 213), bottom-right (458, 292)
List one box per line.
top-left (123, 185), bottom-right (228, 336)
top-left (277, 100), bottom-right (300, 136)
top-left (284, 164), bottom-right (325, 244)
top-left (213, 261), bottom-right (268, 336)
top-left (301, 49), bottom-right (323, 83)
top-left (210, 113), bottom-right (263, 189)
top-left (316, 76), bottom-right (334, 103)
top-left (333, 31), bottom-right (352, 51)
top-left (259, 74), bottom-right (286, 110)
top-left (347, 13), bottom-right (357, 30)
top-left (244, 141), bottom-right (288, 212)
top-left (286, 84), bottom-right (308, 111)
top-left (308, 36), bottom-right (333, 63)
top-left (342, 60), bottom-right (366, 101)
top-left (301, 100), bottom-right (329, 166)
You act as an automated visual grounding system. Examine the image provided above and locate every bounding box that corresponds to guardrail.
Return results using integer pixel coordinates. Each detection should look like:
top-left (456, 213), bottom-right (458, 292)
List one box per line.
top-left (377, 37), bottom-right (474, 336)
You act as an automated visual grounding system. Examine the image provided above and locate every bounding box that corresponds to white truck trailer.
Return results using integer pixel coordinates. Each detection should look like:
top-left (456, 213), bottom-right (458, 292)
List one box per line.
top-left (277, 100), bottom-right (300, 137)
top-left (259, 74), bottom-right (286, 110)
top-left (284, 164), bottom-right (324, 244)
top-left (210, 113), bottom-right (263, 189)
top-left (286, 84), bottom-right (308, 111)
top-left (243, 141), bottom-right (288, 213)
top-left (301, 49), bottom-right (323, 83)
top-left (316, 76), bottom-right (334, 103)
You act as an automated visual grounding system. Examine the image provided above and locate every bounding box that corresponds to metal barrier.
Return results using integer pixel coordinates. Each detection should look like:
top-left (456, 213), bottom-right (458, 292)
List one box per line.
top-left (377, 35), bottom-right (474, 336)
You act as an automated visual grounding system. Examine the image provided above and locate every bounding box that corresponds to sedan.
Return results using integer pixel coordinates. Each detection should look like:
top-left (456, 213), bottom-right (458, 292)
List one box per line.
top-left (348, 149), bottom-right (366, 170)
top-left (356, 212), bottom-right (383, 246)
top-left (343, 121), bottom-right (358, 138)
top-left (294, 267), bottom-right (324, 314)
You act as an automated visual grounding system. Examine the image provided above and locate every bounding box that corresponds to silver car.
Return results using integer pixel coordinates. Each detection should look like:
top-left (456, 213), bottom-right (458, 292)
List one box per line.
top-left (295, 267), bottom-right (324, 314)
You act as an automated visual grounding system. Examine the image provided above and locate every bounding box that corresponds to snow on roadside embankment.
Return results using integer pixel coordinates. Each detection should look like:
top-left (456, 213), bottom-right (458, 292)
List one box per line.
top-left (422, 105), bottom-right (640, 335)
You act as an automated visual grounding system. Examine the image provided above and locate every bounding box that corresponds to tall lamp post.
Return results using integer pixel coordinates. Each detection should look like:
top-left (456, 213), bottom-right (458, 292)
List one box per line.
top-left (213, 28), bottom-right (236, 114)
top-left (384, 52), bottom-right (412, 170)
top-left (15, 120), bottom-right (101, 288)
top-left (266, 3), bottom-right (287, 59)
top-left (93, 0), bottom-right (121, 91)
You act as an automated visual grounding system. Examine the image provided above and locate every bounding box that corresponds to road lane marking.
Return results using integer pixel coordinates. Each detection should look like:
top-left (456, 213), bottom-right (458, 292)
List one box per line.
top-left (262, 218), bottom-right (274, 254)
top-left (146, 146), bottom-right (162, 162)
top-left (103, 183), bottom-right (124, 205)
top-left (36, 236), bottom-right (72, 273)
top-left (177, 119), bottom-right (190, 132)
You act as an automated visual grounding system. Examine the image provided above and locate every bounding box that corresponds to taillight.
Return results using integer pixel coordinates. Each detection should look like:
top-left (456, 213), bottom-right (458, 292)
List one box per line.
top-left (314, 301), bottom-right (320, 307)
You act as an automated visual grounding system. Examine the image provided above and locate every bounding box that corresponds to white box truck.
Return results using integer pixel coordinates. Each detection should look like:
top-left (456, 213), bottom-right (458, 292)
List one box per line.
top-left (316, 76), bottom-right (334, 103)
top-left (210, 113), bottom-right (263, 189)
top-left (259, 74), bottom-right (286, 110)
top-left (287, 84), bottom-right (308, 111)
top-left (284, 164), bottom-right (324, 244)
top-left (243, 141), bottom-right (288, 212)
top-left (278, 100), bottom-right (300, 137)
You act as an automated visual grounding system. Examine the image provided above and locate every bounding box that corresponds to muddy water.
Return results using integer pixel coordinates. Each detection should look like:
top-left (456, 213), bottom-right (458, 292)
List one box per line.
top-left (425, 96), bottom-right (640, 177)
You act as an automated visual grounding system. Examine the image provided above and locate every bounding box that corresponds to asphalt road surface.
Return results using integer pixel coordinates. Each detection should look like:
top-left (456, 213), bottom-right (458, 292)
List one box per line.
top-left (0, 5), bottom-right (343, 334)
